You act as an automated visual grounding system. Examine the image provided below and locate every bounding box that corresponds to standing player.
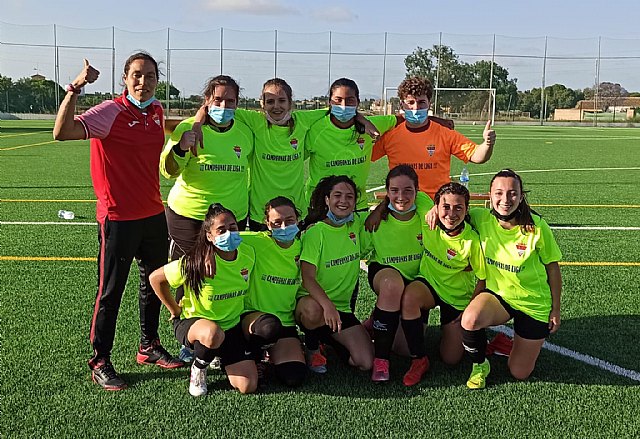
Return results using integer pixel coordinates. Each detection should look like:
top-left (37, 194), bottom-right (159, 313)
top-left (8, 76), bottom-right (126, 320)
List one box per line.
top-left (400, 182), bottom-right (486, 386)
top-left (150, 203), bottom-right (258, 396)
top-left (295, 175), bottom-right (373, 373)
top-left (360, 165), bottom-right (431, 382)
top-left (460, 169), bottom-right (562, 389)
top-left (304, 78), bottom-right (399, 213)
top-left (240, 196), bottom-right (307, 387)
top-left (161, 75), bottom-right (253, 264)
top-left (53, 54), bottom-right (183, 391)
top-left (372, 76), bottom-right (497, 199)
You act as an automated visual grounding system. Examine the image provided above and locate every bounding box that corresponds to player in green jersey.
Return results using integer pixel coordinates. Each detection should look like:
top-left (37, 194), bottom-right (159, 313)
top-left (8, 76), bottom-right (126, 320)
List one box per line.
top-left (460, 169), bottom-right (563, 389)
top-left (240, 196), bottom-right (307, 387)
top-left (360, 165), bottom-right (427, 382)
top-left (400, 182), bottom-right (486, 387)
top-left (295, 175), bottom-right (373, 374)
top-left (150, 203), bottom-right (258, 397)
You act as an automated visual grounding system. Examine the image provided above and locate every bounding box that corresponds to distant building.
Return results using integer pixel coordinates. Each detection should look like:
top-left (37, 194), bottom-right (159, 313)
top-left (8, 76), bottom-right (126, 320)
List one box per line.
top-left (31, 73), bottom-right (46, 81)
top-left (554, 97), bottom-right (640, 121)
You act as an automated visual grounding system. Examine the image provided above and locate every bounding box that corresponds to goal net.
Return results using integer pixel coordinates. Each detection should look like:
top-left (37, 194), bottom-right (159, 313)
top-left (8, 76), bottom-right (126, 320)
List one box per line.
top-left (382, 87), bottom-right (496, 124)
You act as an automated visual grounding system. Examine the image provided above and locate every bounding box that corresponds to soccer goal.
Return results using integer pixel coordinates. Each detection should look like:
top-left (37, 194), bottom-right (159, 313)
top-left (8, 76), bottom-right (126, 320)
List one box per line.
top-left (382, 87), bottom-right (496, 125)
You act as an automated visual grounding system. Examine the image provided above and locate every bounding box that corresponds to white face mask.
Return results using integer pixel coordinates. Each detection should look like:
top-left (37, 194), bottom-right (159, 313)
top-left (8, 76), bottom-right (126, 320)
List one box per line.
top-left (265, 110), bottom-right (292, 126)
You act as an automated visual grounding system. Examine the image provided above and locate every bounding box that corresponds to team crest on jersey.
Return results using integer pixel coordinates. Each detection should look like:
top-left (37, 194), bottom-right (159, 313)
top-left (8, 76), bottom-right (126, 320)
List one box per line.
top-left (516, 244), bottom-right (527, 257)
top-left (290, 138), bottom-right (299, 150)
top-left (233, 146), bottom-right (242, 158)
top-left (357, 137), bottom-right (365, 150)
top-left (349, 231), bottom-right (357, 244)
top-left (426, 145), bottom-right (436, 156)
top-left (446, 248), bottom-right (457, 260)
top-left (417, 233), bottom-right (423, 245)
top-left (240, 267), bottom-right (249, 281)
top-left (152, 114), bottom-right (161, 126)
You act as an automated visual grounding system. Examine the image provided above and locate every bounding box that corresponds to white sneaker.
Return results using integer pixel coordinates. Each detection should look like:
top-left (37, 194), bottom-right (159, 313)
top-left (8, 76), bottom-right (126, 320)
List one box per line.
top-left (189, 363), bottom-right (208, 397)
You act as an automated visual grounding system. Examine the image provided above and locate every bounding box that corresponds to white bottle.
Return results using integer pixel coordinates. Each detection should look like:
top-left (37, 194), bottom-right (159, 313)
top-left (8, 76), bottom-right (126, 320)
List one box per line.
top-left (459, 166), bottom-right (470, 189)
top-left (58, 210), bottom-right (75, 220)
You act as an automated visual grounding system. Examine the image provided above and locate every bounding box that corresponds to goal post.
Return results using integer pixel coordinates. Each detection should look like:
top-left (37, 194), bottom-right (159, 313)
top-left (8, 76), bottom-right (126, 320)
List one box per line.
top-left (382, 87), bottom-right (496, 125)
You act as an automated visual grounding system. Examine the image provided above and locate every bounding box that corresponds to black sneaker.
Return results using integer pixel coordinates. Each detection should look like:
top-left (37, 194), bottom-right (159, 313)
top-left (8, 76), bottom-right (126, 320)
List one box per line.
top-left (92, 360), bottom-right (127, 391)
top-left (136, 339), bottom-right (185, 369)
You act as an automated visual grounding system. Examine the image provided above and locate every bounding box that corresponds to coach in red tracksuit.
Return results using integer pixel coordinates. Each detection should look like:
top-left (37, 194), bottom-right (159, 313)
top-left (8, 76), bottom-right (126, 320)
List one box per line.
top-left (53, 53), bottom-right (182, 391)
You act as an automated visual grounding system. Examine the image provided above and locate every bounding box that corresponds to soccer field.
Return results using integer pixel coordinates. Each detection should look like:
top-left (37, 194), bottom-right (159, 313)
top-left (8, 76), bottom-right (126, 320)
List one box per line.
top-left (1, 121), bottom-right (639, 438)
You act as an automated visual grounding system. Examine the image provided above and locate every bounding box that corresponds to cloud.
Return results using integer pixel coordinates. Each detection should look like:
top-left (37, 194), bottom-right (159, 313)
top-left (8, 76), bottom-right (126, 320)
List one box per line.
top-left (311, 5), bottom-right (358, 22)
top-left (203, 0), bottom-right (300, 16)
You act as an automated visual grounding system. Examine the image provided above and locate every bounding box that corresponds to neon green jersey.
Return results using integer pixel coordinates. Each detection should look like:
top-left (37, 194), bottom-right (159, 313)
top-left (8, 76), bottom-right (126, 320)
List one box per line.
top-left (469, 208), bottom-right (562, 322)
top-left (299, 216), bottom-right (364, 313)
top-left (419, 223), bottom-right (486, 310)
top-left (240, 231), bottom-right (302, 327)
top-left (161, 117), bottom-right (254, 220)
top-left (236, 109), bottom-right (326, 222)
top-left (305, 114), bottom-right (397, 210)
top-left (362, 213), bottom-right (424, 280)
top-left (164, 243), bottom-right (256, 330)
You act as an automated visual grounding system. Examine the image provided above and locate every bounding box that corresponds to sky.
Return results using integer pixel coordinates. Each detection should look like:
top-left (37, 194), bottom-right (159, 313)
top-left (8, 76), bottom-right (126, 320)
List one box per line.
top-left (2, 0), bottom-right (640, 98)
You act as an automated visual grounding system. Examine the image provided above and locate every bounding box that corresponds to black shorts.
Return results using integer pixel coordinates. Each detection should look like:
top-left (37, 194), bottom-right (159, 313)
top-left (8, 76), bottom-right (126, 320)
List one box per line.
top-left (482, 289), bottom-right (550, 340)
top-left (337, 311), bottom-right (361, 331)
top-left (173, 318), bottom-right (253, 367)
top-left (414, 277), bottom-right (462, 326)
top-left (367, 262), bottom-right (412, 291)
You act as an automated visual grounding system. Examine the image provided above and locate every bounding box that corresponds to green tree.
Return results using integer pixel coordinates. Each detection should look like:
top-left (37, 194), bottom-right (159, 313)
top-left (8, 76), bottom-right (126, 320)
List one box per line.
top-left (517, 84), bottom-right (583, 119)
top-left (156, 81), bottom-right (180, 100)
top-left (0, 75), bottom-right (11, 112)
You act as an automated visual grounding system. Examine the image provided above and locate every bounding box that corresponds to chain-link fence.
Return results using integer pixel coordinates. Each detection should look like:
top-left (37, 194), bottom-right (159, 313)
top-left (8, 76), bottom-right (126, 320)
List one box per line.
top-left (1, 23), bottom-right (639, 121)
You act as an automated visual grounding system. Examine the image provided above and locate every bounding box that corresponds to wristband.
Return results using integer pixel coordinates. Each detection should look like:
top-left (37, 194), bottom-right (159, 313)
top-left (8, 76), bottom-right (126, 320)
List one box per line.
top-left (65, 83), bottom-right (82, 94)
top-left (172, 143), bottom-right (187, 157)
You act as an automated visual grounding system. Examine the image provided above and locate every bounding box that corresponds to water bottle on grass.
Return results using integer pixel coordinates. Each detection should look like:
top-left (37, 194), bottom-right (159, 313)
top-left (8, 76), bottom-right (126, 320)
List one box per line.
top-left (58, 210), bottom-right (75, 220)
top-left (459, 166), bottom-right (470, 188)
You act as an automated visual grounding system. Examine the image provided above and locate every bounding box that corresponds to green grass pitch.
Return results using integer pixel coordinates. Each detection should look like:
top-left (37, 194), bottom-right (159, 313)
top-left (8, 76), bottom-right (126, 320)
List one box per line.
top-left (1, 120), bottom-right (639, 437)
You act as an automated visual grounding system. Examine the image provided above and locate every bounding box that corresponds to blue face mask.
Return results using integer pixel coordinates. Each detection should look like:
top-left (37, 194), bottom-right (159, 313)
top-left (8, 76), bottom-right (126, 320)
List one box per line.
top-left (327, 210), bottom-right (354, 226)
top-left (404, 109), bottom-right (428, 125)
top-left (213, 230), bottom-right (242, 252)
top-left (271, 224), bottom-right (299, 243)
top-left (208, 106), bottom-right (235, 125)
top-left (388, 202), bottom-right (417, 215)
top-left (126, 93), bottom-right (156, 110)
top-left (330, 105), bottom-right (357, 123)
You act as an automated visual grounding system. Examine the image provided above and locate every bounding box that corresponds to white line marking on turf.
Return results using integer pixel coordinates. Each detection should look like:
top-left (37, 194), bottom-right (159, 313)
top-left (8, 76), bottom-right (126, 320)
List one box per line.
top-left (494, 325), bottom-right (640, 382)
top-left (459, 167), bottom-right (640, 178)
top-left (359, 262), bottom-right (640, 382)
top-left (0, 221), bottom-right (97, 226)
top-left (551, 226), bottom-right (640, 230)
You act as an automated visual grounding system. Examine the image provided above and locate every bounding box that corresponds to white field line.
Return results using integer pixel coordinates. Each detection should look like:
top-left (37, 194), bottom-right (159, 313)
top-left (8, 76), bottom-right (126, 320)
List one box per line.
top-left (358, 261), bottom-right (640, 382)
top-left (493, 325), bottom-right (640, 382)
top-left (368, 166), bottom-right (640, 192)
top-left (1, 222), bottom-right (639, 231)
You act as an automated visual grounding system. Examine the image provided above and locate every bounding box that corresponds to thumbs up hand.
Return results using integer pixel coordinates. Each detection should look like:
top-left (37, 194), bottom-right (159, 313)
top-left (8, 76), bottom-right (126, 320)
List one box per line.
top-left (483, 120), bottom-right (496, 147)
top-left (72, 58), bottom-right (100, 89)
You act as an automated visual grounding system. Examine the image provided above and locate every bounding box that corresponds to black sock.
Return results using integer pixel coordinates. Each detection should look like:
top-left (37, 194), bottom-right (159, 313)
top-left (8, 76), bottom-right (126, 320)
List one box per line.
top-left (194, 341), bottom-right (216, 369)
top-left (301, 325), bottom-right (332, 351)
top-left (401, 317), bottom-right (427, 358)
top-left (372, 307), bottom-right (400, 360)
top-left (462, 327), bottom-right (487, 364)
top-left (274, 361), bottom-right (307, 387)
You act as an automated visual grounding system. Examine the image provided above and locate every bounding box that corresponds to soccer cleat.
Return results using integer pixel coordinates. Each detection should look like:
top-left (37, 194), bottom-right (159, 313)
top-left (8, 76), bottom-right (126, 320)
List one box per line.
top-left (306, 349), bottom-right (327, 374)
top-left (402, 356), bottom-right (430, 387)
top-left (486, 332), bottom-right (513, 357)
top-left (209, 356), bottom-right (222, 371)
top-left (189, 363), bottom-right (208, 397)
top-left (178, 345), bottom-right (194, 363)
top-left (466, 359), bottom-right (491, 389)
top-left (371, 358), bottom-right (390, 382)
top-left (136, 339), bottom-right (185, 369)
top-left (91, 359), bottom-right (127, 391)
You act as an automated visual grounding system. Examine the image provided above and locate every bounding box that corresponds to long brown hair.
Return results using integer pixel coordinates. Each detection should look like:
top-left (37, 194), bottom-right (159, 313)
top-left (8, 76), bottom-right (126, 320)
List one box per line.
top-left (181, 203), bottom-right (236, 297)
top-left (303, 175), bottom-right (358, 229)
top-left (490, 169), bottom-right (536, 233)
top-left (328, 78), bottom-right (365, 137)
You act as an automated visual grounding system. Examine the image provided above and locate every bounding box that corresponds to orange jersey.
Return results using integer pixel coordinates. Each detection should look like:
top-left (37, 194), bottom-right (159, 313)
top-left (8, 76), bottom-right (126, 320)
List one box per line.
top-left (372, 121), bottom-right (477, 199)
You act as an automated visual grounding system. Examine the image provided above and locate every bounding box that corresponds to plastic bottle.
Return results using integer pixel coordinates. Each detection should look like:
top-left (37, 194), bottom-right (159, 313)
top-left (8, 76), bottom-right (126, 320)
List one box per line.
top-left (459, 166), bottom-right (470, 188)
top-left (58, 210), bottom-right (75, 220)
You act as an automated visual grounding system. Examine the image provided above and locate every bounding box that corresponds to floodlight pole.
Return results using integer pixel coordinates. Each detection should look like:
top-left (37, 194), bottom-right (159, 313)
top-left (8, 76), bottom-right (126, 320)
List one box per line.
top-left (111, 27), bottom-right (116, 99)
top-left (166, 28), bottom-right (171, 114)
top-left (54, 24), bottom-right (59, 106)
top-left (328, 31), bottom-right (332, 95)
top-left (220, 28), bottom-right (224, 74)
top-left (540, 36), bottom-right (547, 126)
top-left (434, 32), bottom-right (442, 117)
top-left (381, 32), bottom-right (387, 113)
top-left (274, 30), bottom-right (278, 77)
